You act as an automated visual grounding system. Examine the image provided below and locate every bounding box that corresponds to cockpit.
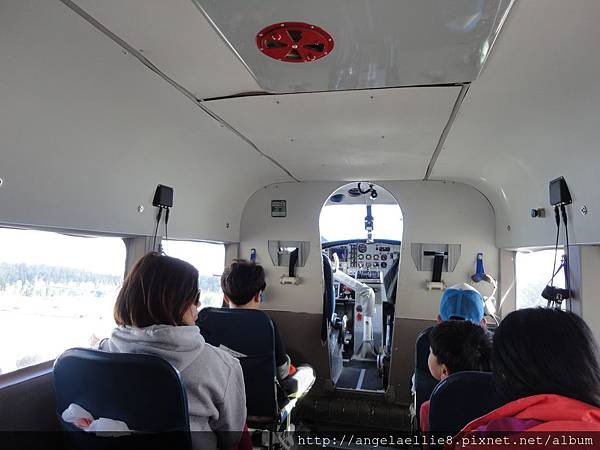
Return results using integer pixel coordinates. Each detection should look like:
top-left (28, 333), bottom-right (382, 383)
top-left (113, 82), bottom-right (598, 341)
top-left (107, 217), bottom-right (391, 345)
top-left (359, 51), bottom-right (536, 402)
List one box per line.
top-left (2, 0), bottom-right (600, 445)
top-left (320, 182), bottom-right (402, 391)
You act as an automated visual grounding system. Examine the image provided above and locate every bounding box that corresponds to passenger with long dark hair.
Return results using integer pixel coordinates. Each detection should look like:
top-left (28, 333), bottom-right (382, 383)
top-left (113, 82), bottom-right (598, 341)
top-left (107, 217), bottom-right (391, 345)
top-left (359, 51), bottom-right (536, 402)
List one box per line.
top-left (456, 308), bottom-right (600, 438)
top-left (101, 252), bottom-right (247, 449)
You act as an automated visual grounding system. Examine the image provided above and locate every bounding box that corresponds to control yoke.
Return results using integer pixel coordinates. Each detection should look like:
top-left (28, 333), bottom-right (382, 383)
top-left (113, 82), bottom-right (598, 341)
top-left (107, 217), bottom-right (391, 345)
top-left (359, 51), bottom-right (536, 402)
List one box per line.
top-left (333, 269), bottom-right (377, 360)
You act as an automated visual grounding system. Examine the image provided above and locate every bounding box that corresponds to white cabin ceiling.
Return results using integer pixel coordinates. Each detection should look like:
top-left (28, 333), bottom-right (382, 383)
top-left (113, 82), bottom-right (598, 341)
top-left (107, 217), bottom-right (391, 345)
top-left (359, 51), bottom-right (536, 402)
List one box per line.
top-left (0, 0), bottom-right (289, 241)
top-left (70, 0), bottom-right (514, 95)
top-left (3, 0), bottom-right (600, 248)
top-left (192, 0), bottom-right (514, 93)
top-left (56, 0), bottom-right (465, 183)
top-left (205, 87), bottom-right (461, 181)
top-left (71, 0), bottom-right (261, 98)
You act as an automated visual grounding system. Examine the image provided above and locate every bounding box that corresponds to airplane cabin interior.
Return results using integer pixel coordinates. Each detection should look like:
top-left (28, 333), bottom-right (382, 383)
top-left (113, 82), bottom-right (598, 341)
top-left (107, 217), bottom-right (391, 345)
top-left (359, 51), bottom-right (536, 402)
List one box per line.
top-left (1, 0), bottom-right (600, 448)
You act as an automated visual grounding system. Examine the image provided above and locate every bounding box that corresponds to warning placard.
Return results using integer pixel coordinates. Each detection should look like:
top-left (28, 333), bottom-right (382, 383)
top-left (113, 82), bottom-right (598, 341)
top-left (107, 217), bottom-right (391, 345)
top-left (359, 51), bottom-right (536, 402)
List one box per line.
top-left (271, 200), bottom-right (287, 218)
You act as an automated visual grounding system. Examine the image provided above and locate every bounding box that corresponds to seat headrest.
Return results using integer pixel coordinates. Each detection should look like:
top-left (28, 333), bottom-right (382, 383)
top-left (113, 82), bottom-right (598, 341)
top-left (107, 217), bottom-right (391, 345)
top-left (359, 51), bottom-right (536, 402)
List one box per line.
top-left (429, 371), bottom-right (501, 435)
top-left (53, 348), bottom-right (189, 432)
top-left (415, 326), bottom-right (434, 369)
top-left (197, 307), bottom-right (275, 356)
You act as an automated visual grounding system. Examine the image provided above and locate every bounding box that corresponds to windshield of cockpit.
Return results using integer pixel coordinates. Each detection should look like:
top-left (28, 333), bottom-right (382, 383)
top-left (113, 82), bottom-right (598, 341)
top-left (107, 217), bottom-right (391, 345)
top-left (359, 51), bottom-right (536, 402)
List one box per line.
top-left (320, 204), bottom-right (403, 242)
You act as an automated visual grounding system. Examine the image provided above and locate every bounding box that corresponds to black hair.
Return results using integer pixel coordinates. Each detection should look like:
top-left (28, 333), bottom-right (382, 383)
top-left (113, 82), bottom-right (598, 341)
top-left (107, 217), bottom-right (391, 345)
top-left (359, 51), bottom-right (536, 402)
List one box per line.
top-left (220, 259), bottom-right (266, 306)
top-left (429, 320), bottom-right (492, 374)
top-left (493, 308), bottom-right (600, 407)
top-left (114, 252), bottom-right (199, 327)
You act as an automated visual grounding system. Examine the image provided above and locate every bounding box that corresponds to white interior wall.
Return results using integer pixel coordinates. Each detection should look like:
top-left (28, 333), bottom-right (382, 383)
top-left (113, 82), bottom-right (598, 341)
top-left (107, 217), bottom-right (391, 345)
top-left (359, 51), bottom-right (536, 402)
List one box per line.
top-left (433, 0), bottom-right (600, 249)
top-left (240, 180), bottom-right (497, 318)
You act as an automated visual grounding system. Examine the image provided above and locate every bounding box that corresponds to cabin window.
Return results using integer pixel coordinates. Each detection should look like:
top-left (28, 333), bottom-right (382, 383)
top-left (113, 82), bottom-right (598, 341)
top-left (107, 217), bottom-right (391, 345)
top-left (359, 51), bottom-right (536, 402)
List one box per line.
top-left (161, 240), bottom-right (225, 309)
top-left (515, 248), bottom-right (566, 309)
top-left (0, 228), bottom-right (125, 375)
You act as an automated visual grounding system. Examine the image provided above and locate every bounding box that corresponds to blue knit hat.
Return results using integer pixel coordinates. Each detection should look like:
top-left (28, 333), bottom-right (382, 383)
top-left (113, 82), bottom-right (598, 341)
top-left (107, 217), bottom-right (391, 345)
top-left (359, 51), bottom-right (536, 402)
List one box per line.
top-left (439, 283), bottom-right (484, 324)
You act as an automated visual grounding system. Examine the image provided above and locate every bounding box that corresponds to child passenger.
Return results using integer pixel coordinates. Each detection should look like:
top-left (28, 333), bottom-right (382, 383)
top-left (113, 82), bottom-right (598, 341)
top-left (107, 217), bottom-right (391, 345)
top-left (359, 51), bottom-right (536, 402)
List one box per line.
top-left (420, 320), bottom-right (492, 432)
top-left (220, 259), bottom-right (292, 380)
top-left (454, 308), bottom-right (600, 441)
top-left (411, 284), bottom-right (487, 400)
top-left (220, 259), bottom-right (315, 398)
top-left (100, 252), bottom-right (247, 450)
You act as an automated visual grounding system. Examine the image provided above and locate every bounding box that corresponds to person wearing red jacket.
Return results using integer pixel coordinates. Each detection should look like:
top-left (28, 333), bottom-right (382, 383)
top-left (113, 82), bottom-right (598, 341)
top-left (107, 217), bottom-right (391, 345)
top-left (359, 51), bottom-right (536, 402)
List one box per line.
top-left (451, 308), bottom-right (600, 448)
top-left (459, 394), bottom-right (600, 432)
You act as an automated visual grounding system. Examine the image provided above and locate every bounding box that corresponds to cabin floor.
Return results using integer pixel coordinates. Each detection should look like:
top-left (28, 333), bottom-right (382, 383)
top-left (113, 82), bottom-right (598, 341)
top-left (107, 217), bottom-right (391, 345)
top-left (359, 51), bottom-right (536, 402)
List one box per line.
top-left (335, 360), bottom-right (383, 392)
top-left (294, 380), bottom-right (411, 446)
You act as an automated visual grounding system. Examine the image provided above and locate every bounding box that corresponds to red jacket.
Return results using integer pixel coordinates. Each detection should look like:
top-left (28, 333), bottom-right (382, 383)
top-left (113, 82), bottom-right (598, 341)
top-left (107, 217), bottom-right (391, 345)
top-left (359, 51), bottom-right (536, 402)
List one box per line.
top-left (449, 394), bottom-right (600, 449)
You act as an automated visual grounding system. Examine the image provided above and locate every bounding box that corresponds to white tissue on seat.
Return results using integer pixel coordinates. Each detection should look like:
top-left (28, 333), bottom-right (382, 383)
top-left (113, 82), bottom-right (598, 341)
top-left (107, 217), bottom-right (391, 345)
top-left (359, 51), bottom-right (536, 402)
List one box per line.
top-left (61, 403), bottom-right (132, 437)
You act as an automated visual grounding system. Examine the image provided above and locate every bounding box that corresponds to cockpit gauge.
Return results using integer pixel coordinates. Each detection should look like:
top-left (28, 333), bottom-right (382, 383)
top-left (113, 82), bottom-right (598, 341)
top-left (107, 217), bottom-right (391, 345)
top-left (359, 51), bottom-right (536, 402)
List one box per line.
top-left (358, 262), bottom-right (365, 268)
top-left (357, 243), bottom-right (367, 253)
top-left (381, 262), bottom-right (387, 269)
top-left (365, 254), bottom-right (372, 260)
top-left (373, 254), bottom-right (379, 260)
top-left (381, 254), bottom-right (387, 261)
top-left (366, 262), bottom-right (372, 268)
top-left (358, 254), bottom-right (364, 260)
top-left (373, 262), bottom-right (380, 268)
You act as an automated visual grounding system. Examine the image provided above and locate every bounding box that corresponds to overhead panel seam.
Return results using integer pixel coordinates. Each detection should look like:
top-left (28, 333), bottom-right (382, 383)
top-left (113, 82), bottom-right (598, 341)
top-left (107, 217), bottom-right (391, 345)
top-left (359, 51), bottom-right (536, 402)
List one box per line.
top-left (423, 83), bottom-right (470, 180)
top-left (203, 83), bottom-right (464, 102)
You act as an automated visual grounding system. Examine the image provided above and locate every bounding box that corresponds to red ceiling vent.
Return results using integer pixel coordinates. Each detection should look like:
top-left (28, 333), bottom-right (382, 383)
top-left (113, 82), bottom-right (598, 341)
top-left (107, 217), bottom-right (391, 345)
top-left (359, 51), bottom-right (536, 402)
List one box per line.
top-left (256, 22), bottom-right (334, 63)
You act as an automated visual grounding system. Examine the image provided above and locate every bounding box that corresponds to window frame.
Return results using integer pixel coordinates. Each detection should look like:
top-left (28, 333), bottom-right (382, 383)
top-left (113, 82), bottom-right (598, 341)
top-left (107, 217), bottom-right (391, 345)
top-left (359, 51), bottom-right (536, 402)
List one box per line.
top-left (160, 238), bottom-right (227, 310)
top-left (514, 247), bottom-right (569, 311)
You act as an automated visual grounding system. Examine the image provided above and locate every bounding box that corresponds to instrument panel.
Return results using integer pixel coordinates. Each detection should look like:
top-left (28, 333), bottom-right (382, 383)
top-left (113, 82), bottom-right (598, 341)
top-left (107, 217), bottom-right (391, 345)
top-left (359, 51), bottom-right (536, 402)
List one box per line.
top-left (324, 241), bottom-right (401, 281)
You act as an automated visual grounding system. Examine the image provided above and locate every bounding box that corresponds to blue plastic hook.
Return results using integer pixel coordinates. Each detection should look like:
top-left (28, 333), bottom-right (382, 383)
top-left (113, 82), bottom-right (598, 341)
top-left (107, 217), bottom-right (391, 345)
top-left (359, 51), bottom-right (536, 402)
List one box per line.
top-left (472, 253), bottom-right (486, 282)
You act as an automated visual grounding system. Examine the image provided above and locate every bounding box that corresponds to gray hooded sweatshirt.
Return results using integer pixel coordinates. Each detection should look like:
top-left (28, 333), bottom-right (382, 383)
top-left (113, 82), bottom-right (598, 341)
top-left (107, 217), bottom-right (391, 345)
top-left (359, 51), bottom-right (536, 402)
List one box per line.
top-left (100, 324), bottom-right (246, 449)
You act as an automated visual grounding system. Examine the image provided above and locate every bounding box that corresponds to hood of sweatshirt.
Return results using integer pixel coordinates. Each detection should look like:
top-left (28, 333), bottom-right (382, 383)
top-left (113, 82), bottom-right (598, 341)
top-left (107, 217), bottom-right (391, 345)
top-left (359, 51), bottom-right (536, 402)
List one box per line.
top-left (102, 325), bottom-right (206, 373)
top-left (463, 394), bottom-right (600, 432)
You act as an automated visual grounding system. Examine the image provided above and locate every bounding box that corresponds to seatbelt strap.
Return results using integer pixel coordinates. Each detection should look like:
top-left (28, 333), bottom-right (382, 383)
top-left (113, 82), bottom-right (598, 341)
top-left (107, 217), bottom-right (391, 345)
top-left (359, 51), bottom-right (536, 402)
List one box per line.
top-left (289, 249), bottom-right (299, 277)
top-left (432, 253), bottom-right (445, 283)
